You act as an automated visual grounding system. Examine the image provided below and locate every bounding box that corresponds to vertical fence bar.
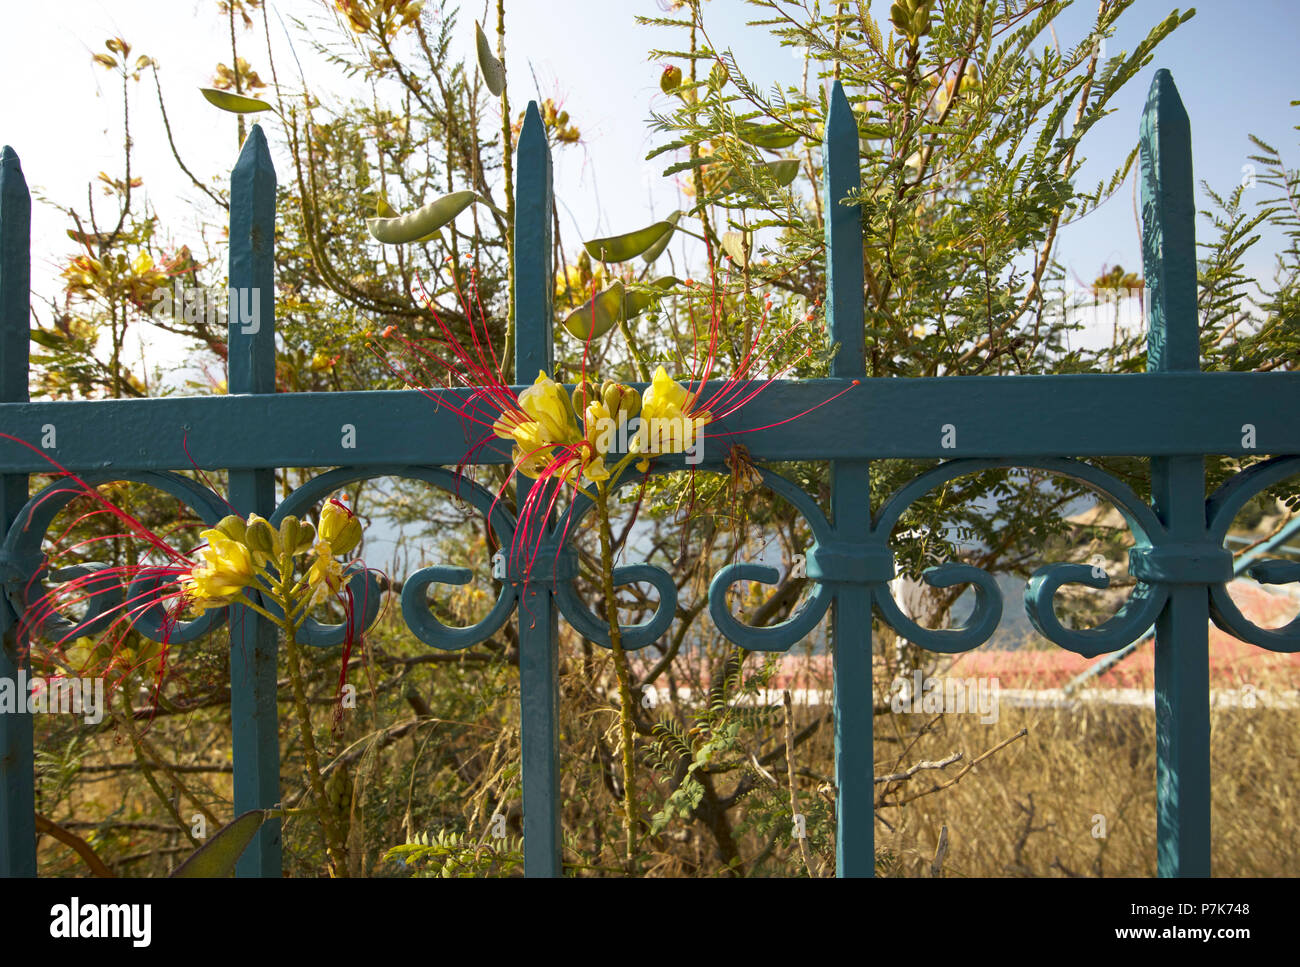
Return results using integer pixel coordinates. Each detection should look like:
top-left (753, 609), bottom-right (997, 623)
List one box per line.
top-left (513, 102), bottom-right (562, 877)
top-left (226, 124), bottom-right (281, 877)
top-left (0, 146), bottom-right (35, 876)
top-left (823, 82), bottom-right (872, 877)
top-left (1140, 69), bottom-right (1211, 877)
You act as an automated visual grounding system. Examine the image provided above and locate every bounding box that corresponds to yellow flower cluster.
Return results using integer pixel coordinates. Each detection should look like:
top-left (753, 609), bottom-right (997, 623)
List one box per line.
top-left (334, 0), bottom-right (423, 37)
top-left (493, 369), bottom-right (710, 484)
top-left (631, 366), bottom-right (712, 470)
top-left (183, 501), bottom-right (363, 613)
top-left (492, 371), bottom-right (607, 484)
top-left (61, 250), bottom-right (170, 308)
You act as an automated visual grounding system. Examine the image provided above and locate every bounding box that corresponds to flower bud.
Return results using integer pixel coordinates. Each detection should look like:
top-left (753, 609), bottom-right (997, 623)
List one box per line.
top-left (213, 514), bottom-right (247, 543)
top-left (280, 516), bottom-right (316, 556)
top-left (601, 381), bottom-right (641, 425)
top-left (660, 64), bottom-right (682, 94)
top-left (244, 514), bottom-right (279, 561)
top-left (571, 378), bottom-right (599, 414)
top-left (319, 500), bottom-right (362, 556)
top-left (279, 515), bottom-right (301, 555)
top-left (295, 519), bottom-right (318, 555)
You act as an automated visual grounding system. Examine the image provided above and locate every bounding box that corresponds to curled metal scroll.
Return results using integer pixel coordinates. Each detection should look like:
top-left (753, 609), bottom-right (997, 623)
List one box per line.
top-left (0, 471), bottom-right (231, 645)
top-left (273, 465), bottom-right (516, 651)
top-left (550, 468), bottom-right (680, 651)
top-left (703, 466), bottom-right (835, 653)
top-left (1205, 455), bottom-right (1300, 652)
top-left (872, 458), bottom-right (1168, 658)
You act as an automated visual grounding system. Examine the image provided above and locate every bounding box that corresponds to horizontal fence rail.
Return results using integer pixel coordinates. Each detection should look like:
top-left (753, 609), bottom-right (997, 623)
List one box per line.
top-left (0, 371), bottom-right (1297, 469)
top-left (1, 71), bottom-right (1298, 878)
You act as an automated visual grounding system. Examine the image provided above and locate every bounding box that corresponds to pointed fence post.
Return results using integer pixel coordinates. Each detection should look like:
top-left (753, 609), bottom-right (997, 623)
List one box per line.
top-left (513, 102), bottom-right (562, 877)
top-left (227, 124), bottom-right (282, 877)
top-left (823, 81), bottom-right (873, 877)
top-left (1140, 69), bottom-right (1212, 877)
top-left (0, 146), bottom-right (35, 877)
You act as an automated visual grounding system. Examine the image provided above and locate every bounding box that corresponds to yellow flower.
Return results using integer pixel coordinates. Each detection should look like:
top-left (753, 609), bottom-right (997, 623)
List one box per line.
top-left (508, 419), bottom-right (558, 479)
top-left (185, 530), bottom-right (258, 611)
top-left (637, 365), bottom-right (712, 458)
top-left (307, 541), bottom-right (344, 602)
top-left (491, 410), bottom-right (528, 440)
top-left (583, 452), bottom-right (611, 483)
top-left (584, 399), bottom-right (614, 451)
top-left (640, 366), bottom-right (691, 418)
top-left (318, 500), bottom-right (362, 556)
top-left (516, 370), bottom-right (582, 445)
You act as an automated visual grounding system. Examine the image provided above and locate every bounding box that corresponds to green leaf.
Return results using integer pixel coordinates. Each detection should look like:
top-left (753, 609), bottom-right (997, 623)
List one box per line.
top-left (562, 281), bottom-right (624, 340)
top-left (584, 220), bottom-right (676, 263)
top-left (169, 810), bottom-right (271, 877)
top-left (641, 212), bottom-right (681, 264)
top-left (737, 122), bottom-right (800, 150)
top-left (367, 191), bottom-right (478, 244)
top-left (199, 88), bottom-right (273, 114)
top-left (721, 231), bottom-right (749, 268)
top-left (30, 329), bottom-right (64, 349)
top-left (717, 159), bottom-right (800, 195)
top-left (764, 159), bottom-right (801, 186)
top-left (475, 21), bottom-right (505, 96)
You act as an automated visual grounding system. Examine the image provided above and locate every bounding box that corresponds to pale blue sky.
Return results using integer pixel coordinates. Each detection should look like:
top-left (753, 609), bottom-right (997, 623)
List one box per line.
top-left (1, 0), bottom-right (1296, 359)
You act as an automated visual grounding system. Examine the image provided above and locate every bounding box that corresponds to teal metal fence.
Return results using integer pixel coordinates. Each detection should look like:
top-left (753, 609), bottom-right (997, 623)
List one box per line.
top-left (2, 70), bottom-right (1298, 878)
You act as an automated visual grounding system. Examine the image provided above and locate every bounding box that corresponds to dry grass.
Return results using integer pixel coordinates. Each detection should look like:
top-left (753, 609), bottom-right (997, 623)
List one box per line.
top-left (875, 685), bottom-right (1300, 877)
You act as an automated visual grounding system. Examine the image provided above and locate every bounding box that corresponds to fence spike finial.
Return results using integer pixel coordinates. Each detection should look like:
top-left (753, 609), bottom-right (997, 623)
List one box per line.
top-left (823, 80), bottom-right (864, 380)
top-left (514, 100), bottom-right (554, 382)
top-left (1141, 68), bottom-right (1197, 373)
top-left (228, 121), bottom-right (277, 396)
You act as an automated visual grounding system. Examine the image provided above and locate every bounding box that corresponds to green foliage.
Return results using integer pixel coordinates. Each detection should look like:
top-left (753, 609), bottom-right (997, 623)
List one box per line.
top-left (25, 0), bottom-right (1300, 879)
top-left (385, 828), bottom-right (524, 877)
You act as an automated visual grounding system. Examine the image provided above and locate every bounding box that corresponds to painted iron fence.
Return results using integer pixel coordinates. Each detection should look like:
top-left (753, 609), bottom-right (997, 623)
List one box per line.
top-left (2, 70), bottom-right (1298, 878)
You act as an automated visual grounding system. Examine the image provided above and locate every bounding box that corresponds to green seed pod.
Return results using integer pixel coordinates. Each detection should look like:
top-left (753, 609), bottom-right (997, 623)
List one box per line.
top-left (326, 762), bottom-right (354, 812)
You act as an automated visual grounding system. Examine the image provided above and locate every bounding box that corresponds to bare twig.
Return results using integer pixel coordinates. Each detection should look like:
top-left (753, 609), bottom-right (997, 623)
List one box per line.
top-left (783, 690), bottom-right (818, 878)
top-left (929, 824), bottom-right (949, 878)
top-left (875, 750), bottom-right (963, 785)
top-left (34, 813), bottom-right (116, 877)
top-left (884, 728), bottom-right (1029, 806)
